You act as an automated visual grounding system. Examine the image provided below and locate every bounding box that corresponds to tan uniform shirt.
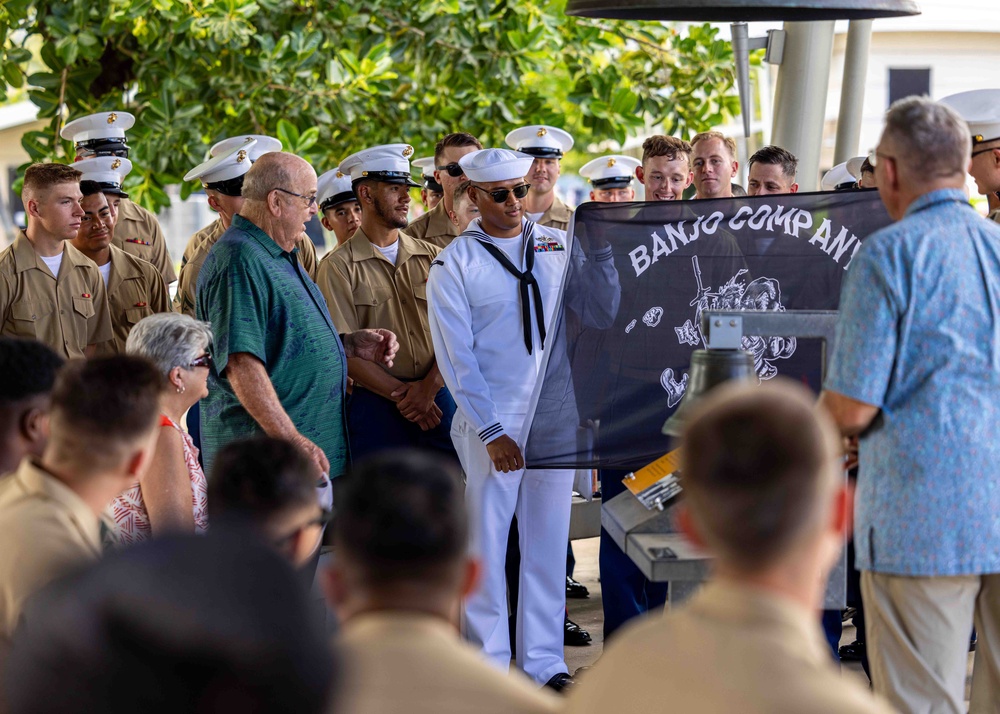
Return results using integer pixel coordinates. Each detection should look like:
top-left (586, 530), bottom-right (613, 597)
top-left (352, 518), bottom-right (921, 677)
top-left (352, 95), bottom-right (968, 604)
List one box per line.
top-left (405, 202), bottom-right (461, 249)
top-left (0, 232), bottom-right (113, 359)
top-left (95, 246), bottom-right (170, 356)
top-left (336, 613), bottom-right (560, 714)
top-left (113, 198), bottom-right (177, 284)
top-left (532, 195), bottom-right (573, 232)
top-left (0, 458), bottom-right (106, 646)
top-left (317, 229), bottom-right (439, 381)
top-left (174, 217), bottom-right (318, 316)
top-left (566, 581), bottom-right (897, 714)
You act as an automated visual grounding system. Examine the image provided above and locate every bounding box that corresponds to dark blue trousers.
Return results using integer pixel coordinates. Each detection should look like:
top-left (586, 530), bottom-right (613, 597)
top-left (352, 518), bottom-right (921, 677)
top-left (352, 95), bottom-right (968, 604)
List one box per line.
top-left (599, 468), bottom-right (668, 640)
top-left (346, 384), bottom-right (457, 461)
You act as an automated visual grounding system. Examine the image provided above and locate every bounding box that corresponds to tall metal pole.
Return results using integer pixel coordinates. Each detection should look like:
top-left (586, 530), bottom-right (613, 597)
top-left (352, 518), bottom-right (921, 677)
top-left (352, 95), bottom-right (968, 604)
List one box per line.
top-left (833, 20), bottom-right (873, 164)
top-left (771, 21), bottom-right (836, 191)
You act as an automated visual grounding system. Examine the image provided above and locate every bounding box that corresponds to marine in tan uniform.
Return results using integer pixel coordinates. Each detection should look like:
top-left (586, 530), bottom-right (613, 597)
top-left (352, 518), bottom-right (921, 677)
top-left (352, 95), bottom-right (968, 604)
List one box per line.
top-left (505, 124), bottom-right (574, 231)
top-left (404, 132), bottom-right (482, 248)
top-left (566, 381), bottom-right (895, 714)
top-left (940, 89), bottom-right (1000, 224)
top-left (410, 156), bottom-right (444, 211)
top-left (61, 112), bottom-right (177, 285)
top-left (70, 183), bottom-right (168, 356)
top-left (0, 164), bottom-right (112, 359)
top-left (0, 357), bottom-right (161, 655)
top-left (319, 144), bottom-right (455, 459)
top-left (316, 167), bottom-right (362, 248)
top-left (325, 451), bottom-right (559, 714)
top-left (175, 135), bottom-right (317, 316)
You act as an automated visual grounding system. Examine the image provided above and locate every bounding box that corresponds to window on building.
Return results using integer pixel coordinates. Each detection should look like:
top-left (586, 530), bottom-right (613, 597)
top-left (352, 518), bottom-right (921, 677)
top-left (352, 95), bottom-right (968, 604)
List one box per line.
top-left (888, 68), bottom-right (931, 107)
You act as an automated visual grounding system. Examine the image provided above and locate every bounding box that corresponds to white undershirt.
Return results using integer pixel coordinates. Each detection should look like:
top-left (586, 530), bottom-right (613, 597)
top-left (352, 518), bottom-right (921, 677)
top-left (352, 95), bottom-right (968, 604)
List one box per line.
top-left (488, 233), bottom-right (524, 266)
top-left (524, 211), bottom-right (544, 223)
top-left (39, 252), bottom-right (63, 278)
top-left (98, 262), bottom-right (112, 286)
top-left (375, 240), bottom-right (399, 265)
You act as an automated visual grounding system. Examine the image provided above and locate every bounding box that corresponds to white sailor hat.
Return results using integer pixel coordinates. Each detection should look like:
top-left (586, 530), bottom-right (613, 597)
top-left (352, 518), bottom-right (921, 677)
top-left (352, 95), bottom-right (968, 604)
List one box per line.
top-left (338, 144), bottom-right (421, 187)
top-left (74, 156), bottom-right (133, 198)
top-left (316, 169), bottom-right (357, 211)
top-left (939, 89), bottom-right (1000, 145)
top-left (458, 148), bottom-right (535, 183)
top-left (411, 156), bottom-right (443, 193)
top-left (821, 161), bottom-right (859, 191)
top-left (579, 155), bottom-right (641, 189)
top-left (505, 125), bottom-right (574, 158)
top-left (210, 134), bottom-right (282, 161)
top-left (61, 111), bottom-right (135, 157)
top-left (184, 140), bottom-right (258, 197)
top-left (845, 155), bottom-right (867, 179)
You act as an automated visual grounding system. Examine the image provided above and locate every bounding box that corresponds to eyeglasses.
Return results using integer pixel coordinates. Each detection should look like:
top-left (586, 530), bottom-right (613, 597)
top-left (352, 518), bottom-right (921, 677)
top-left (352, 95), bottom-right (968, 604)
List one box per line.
top-left (187, 352), bottom-right (212, 369)
top-left (867, 150), bottom-right (895, 168)
top-left (435, 163), bottom-right (465, 178)
top-left (275, 187), bottom-right (318, 207)
top-left (473, 183), bottom-right (531, 203)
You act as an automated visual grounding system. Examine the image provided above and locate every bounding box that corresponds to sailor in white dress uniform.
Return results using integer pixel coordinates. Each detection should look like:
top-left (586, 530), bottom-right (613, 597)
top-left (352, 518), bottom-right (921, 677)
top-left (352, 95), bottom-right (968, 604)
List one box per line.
top-left (427, 148), bottom-right (620, 687)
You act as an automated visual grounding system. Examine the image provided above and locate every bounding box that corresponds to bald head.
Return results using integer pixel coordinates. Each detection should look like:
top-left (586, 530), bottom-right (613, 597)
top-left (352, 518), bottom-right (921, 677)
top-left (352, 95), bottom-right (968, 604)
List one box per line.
top-left (242, 152), bottom-right (315, 202)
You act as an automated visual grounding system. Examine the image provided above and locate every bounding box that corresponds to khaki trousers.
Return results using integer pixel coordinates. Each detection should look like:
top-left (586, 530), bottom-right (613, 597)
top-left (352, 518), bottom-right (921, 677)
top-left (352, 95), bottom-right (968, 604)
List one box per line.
top-left (862, 571), bottom-right (1000, 714)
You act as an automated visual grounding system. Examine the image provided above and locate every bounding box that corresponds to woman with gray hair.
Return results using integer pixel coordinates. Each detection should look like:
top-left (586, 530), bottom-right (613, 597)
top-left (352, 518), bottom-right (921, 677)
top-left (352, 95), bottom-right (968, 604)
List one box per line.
top-left (111, 313), bottom-right (213, 545)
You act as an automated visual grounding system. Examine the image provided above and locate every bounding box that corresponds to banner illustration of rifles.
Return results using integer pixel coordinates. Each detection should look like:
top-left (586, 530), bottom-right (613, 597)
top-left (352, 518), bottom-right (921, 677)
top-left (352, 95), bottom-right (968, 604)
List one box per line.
top-left (524, 190), bottom-right (892, 471)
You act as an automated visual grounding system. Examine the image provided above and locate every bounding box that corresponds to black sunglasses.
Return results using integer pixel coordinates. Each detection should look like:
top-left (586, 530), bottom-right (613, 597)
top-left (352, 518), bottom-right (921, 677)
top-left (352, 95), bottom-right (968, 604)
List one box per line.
top-left (188, 352), bottom-right (212, 369)
top-left (435, 162), bottom-right (465, 178)
top-left (473, 183), bottom-right (531, 203)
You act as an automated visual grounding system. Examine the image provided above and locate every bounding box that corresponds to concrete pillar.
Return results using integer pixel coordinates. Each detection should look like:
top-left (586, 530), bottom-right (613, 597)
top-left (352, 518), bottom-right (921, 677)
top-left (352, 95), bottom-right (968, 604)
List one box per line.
top-left (771, 21), bottom-right (836, 191)
top-left (833, 20), bottom-right (873, 164)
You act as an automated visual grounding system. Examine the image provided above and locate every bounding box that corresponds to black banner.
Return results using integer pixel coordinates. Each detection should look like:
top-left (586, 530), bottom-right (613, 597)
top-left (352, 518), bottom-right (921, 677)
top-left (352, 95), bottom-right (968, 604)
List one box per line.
top-left (524, 189), bottom-right (892, 470)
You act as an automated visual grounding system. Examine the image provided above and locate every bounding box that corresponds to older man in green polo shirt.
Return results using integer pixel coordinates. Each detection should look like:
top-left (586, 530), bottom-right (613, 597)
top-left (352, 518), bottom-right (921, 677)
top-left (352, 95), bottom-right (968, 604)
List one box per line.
top-left (196, 152), bottom-right (398, 482)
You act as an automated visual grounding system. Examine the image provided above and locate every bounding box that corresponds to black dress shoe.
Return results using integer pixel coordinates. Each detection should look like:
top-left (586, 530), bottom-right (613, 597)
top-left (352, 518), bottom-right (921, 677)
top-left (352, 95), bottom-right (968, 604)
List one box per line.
top-left (839, 640), bottom-right (866, 662)
top-left (565, 616), bottom-right (592, 646)
top-left (545, 672), bottom-right (575, 693)
top-left (566, 575), bottom-right (590, 599)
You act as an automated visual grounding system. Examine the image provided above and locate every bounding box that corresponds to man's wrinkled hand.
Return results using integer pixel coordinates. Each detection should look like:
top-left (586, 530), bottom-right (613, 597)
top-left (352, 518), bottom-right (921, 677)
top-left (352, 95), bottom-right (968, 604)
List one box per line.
top-left (486, 434), bottom-right (523, 473)
top-left (289, 433), bottom-right (330, 476)
top-left (345, 328), bottom-right (399, 368)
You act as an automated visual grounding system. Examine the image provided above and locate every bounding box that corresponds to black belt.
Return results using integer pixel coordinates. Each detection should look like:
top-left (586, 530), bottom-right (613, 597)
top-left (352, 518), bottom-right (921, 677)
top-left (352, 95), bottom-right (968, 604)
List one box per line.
top-left (475, 222), bottom-right (546, 355)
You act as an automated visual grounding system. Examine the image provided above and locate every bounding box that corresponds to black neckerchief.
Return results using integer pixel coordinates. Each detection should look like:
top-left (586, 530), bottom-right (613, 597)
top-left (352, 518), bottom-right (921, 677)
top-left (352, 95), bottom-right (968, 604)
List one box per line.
top-left (473, 221), bottom-right (546, 355)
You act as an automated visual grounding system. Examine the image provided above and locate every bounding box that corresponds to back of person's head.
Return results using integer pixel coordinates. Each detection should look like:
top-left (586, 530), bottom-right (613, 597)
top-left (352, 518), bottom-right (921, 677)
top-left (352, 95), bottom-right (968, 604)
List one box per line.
top-left (208, 436), bottom-right (321, 563)
top-left (679, 379), bottom-right (841, 573)
top-left (332, 450), bottom-right (467, 593)
top-left (126, 312), bottom-right (213, 380)
top-left (881, 96), bottom-right (970, 186)
top-left (47, 356), bottom-right (162, 474)
top-left (690, 131), bottom-right (738, 159)
top-left (641, 135), bottom-right (692, 164)
top-left (21, 163), bottom-right (81, 202)
top-left (0, 338), bottom-right (65, 470)
top-left (4, 531), bottom-right (335, 714)
top-left (434, 132), bottom-right (483, 162)
top-left (240, 152), bottom-right (303, 203)
top-left (748, 145), bottom-right (798, 180)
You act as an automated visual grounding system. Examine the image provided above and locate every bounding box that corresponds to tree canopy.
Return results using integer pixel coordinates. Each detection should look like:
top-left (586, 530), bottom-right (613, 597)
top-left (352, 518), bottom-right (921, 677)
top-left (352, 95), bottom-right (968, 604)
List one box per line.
top-left (1, 0), bottom-right (739, 210)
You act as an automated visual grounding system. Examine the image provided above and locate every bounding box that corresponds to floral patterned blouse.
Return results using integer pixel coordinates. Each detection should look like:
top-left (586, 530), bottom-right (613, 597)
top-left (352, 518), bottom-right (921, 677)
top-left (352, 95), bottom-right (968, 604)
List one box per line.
top-left (111, 415), bottom-right (209, 546)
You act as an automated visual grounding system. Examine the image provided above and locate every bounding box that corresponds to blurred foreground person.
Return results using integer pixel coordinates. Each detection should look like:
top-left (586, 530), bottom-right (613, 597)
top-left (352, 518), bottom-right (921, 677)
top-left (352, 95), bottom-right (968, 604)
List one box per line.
top-left (567, 380), bottom-right (894, 714)
top-left (820, 96), bottom-right (1000, 713)
top-left (324, 450), bottom-right (558, 714)
top-left (0, 357), bottom-right (161, 659)
top-left (4, 530), bottom-right (334, 714)
top-left (114, 313), bottom-right (212, 545)
top-left (0, 338), bottom-right (64, 476)
top-left (208, 435), bottom-right (329, 568)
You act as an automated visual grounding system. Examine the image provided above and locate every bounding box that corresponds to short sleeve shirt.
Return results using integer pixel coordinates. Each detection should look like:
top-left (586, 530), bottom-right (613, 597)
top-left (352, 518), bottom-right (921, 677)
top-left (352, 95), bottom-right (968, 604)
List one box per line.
top-left (113, 199), bottom-right (177, 284)
top-left (196, 215), bottom-right (348, 478)
top-left (96, 246), bottom-right (170, 356)
top-left (316, 229), bottom-right (440, 380)
top-left (826, 189), bottom-right (1000, 576)
top-left (405, 202), bottom-right (462, 249)
top-left (0, 232), bottom-right (113, 358)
